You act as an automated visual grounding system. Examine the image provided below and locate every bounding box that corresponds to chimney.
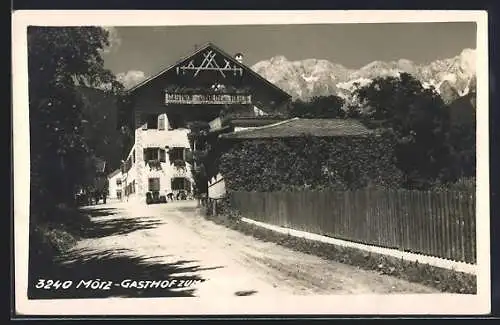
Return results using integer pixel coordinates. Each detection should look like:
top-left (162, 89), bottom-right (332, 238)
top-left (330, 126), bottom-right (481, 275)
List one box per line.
top-left (234, 52), bottom-right (243, 64)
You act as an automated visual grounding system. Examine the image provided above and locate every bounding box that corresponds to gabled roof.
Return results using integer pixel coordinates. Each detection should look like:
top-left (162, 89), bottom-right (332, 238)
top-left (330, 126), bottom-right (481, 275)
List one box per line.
top-left (126, 42), bottom-right (291, 99)
top-left (107, 169), bottom-right (121, 179)
top-left (219, 118), bottom-right (374, 139)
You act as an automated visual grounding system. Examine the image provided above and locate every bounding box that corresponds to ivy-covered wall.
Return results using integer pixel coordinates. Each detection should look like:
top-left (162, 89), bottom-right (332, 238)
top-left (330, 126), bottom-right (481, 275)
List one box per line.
top-left (219, 133), bottom-right (404, 192)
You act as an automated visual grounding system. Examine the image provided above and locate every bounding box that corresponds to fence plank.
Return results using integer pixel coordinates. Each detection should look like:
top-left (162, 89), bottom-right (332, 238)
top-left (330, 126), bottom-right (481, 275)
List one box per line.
top-left (442, 190), bottom-right (449, 259)
top-left (470, 192), bottom-right (477, 264)
top-left (444, 191), bottom-right (452, 260)
top-left (450, 192), bottom-right (458, 261)
top-left (422, 191), bottom-right (430, 255)
top-left (457, 192), bottom-right (465, 262)
top-left (436, 192), bottom-right (444, 259)
top-left (414, 191), bottom-right (422, 253)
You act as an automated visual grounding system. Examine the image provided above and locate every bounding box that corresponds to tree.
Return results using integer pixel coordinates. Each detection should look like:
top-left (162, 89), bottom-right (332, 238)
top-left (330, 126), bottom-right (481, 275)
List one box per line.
top-left (28, 27), bottom-right (124, 221)
top-left (186, 121), bottom-right (211, 201)
top-left (447, 92), bottom-right (476, 178)
top-left (353, 72), bottom-right (454, 189)
top-left (288, 95), bottom-right (345, 118)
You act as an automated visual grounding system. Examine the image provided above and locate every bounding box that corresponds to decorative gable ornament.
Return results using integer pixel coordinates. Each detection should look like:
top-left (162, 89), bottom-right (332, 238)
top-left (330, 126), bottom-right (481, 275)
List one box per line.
top-left (176, 50), bottom-right (243, 78)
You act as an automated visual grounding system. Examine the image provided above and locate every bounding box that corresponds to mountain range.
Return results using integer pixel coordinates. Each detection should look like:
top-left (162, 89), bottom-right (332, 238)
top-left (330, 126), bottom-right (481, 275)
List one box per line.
top-left (251, 48), bottom-right (476, 105)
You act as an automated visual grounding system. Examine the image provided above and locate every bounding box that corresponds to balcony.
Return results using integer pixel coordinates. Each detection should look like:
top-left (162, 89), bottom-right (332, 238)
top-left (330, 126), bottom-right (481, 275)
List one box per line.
top-left (165, 93), bottom-right (252, 105)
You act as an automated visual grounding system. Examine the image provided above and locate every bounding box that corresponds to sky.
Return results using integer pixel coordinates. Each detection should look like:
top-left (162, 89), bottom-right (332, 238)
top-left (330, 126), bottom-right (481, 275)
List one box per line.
top-left (101, 22), bottom-right (477, 89)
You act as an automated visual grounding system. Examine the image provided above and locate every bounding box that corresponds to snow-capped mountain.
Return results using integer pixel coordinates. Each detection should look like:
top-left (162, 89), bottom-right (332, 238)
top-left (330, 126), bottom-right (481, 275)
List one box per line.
top-left (251, 48), bottom-right (476, 104)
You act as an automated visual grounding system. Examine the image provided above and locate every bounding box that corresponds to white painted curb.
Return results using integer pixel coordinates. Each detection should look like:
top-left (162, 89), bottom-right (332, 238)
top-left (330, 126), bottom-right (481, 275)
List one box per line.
top-left (241, 217), bottom-right (477, 275)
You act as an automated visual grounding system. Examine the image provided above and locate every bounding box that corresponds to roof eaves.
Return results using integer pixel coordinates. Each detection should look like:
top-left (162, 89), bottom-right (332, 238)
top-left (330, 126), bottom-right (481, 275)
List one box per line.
top-left (125, 42), bottom-right (213, 94)
top-left (107, 169), bottom-right (121, 178)
top-left (219, 117), bottom-right (299, 139)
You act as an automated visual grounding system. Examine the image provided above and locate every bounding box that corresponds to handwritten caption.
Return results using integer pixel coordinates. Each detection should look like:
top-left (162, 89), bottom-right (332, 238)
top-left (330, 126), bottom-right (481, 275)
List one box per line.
top-left (34, 278), bottom-right (203, 291)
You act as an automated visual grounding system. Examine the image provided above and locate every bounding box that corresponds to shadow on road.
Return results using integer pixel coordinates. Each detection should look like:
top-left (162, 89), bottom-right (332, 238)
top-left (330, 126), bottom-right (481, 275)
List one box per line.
top-left (28, 248), bottom-right (224, 299)
top-left (81, 207), bottom-right (119, 218)
top-left (64, 207), bottom-right (165, 238)
top-left (78, 216), bottom-right (164, 238)
top-left (234, 290), bottom-right (258, 296)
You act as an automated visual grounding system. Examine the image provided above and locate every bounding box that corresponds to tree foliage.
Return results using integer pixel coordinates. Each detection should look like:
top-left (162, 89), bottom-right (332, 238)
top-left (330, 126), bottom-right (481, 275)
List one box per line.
top-left (447, 93), bottom-right (476, 178)
top-left (28, 27), bottom-right (124, 221)
top-left (352, 72), bottom-right (456, 189)
top-left (186, 121), bottom-right (211, 197)
top-left (288, 95), bottom-right (345, 118)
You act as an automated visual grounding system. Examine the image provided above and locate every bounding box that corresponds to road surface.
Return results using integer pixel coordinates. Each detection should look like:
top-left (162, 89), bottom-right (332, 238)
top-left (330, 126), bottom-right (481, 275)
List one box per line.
top-left (58, 200), bottom-right (438, 298)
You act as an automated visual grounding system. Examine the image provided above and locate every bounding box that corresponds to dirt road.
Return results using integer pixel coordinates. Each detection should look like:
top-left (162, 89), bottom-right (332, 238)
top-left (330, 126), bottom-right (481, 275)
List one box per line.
top-left (57, 200), bottom-right (437, 298)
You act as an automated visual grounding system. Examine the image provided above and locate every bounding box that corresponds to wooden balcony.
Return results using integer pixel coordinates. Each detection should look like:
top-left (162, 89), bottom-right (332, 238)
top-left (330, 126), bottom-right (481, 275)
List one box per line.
top-left (165, 93), bottom-right (252, 105)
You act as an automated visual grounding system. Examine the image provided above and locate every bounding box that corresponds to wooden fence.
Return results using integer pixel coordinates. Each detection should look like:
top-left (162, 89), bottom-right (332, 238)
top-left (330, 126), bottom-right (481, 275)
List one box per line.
top-left (230, 189), bottom-right (476, 264)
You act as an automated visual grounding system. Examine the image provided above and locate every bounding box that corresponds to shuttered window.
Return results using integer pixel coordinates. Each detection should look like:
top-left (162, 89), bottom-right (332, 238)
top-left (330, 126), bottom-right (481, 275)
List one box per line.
top-left (144, 147), bottom-right (166, 162)
top-left (169, 147), bottom-right (186, 162)
top-left (143, 148), bottom-right (154, 161)
top-left (171, 177), bottom-right (189, 191)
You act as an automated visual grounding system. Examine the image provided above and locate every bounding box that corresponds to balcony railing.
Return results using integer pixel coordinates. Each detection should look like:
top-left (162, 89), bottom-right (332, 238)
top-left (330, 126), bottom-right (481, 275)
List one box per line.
top-left (165, 93), bottom-right (252, 105)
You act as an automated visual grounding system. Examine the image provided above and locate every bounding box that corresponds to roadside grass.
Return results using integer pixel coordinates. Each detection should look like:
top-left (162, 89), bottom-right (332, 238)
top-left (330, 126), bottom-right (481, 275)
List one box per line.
top-left (29, 204), bottom-right (94, 279)
top-left (201, 206), bottom-right (476, 294)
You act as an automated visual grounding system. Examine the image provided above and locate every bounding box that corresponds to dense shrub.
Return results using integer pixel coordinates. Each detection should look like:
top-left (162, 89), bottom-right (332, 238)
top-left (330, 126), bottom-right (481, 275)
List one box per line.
top-left (219, 133), bottom-right (403, 192)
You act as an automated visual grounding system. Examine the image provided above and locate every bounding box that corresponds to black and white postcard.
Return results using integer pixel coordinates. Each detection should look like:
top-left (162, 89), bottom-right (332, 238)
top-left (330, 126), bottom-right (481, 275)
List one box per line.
top-left (12, 10), bottom-right (490, 316)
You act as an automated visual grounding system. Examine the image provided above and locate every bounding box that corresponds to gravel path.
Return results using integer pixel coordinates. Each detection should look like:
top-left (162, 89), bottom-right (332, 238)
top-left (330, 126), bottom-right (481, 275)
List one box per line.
top-left (70, 200), bottom-right (438, 298)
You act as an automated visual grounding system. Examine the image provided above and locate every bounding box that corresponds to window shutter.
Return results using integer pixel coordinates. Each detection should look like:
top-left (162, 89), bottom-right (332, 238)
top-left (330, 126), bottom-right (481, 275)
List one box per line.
top-left (159, 149), bottom-right (166, 162)
top-left (158, 114), bottom-right (165, 130)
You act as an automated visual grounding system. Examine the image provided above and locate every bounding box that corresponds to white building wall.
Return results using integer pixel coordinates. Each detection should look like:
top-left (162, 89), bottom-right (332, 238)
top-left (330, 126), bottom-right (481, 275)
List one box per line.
top-left (122, 125), bottom-right (194, 204)
top-left (107, 171), bottom-right (123, 199)
top-left (208, 173), bottom-right (226, 199)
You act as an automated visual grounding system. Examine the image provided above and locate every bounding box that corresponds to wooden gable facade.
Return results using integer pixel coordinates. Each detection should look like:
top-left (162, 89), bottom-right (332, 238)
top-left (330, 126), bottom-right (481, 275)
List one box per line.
top-left (124, 43), bottom-right (292, 130)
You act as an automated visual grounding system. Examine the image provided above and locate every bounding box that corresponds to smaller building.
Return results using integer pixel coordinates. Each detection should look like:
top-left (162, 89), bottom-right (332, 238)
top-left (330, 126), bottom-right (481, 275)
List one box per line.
top-left (107, 169), bottom-right (123, 201)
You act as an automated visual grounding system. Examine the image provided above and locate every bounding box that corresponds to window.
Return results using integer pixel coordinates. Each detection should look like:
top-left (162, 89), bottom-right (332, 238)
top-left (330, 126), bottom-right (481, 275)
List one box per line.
top-left (158, 114), bottom-right (166, 130)
top-left (143, 148), bottom-right (155, 162)
top-left (148, 178), bottom-right (160, 191)
top-left (116, 179), bottom-right (122, 185)
top-left (132, 150), bottom-right (135, 163)
top-left (159, 148), bottom-right (166, 162)
top-left (143, 147), bottom-right (166, 162)
top-left (171, 177), bottom-right (190, 191)
top-left (169, 147), bottom-right (186, 162)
